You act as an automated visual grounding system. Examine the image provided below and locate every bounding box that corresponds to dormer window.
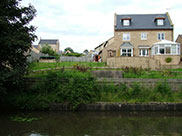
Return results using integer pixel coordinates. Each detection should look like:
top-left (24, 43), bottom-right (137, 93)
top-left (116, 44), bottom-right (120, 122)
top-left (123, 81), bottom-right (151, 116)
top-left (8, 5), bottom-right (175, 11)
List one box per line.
top-left (121, 17), bottom-right (131, 26)
top-left (155, 17), bottom-right (165, 26)
top-left (123, 20), bottom-right (130, 26)
top-left (157, 19), bottom-right (164, 26)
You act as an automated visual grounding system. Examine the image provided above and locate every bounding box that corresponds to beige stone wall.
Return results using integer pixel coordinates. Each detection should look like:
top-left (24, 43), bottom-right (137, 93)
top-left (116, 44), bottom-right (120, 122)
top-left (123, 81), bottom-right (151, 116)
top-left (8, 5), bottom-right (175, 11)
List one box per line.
top-left (39, 43), bottom-right (59, 52)
top-left (176, 36), bottom-right (182, 57)
top-left (107, 57), bottom-right (161, 70)
top-left (101, 29), bottom-right (173, 62)
top-left (153, 55), bottom-right (180, 65)
top-left (49, 44), bottom-right (59, 52)
top-left (114, 29), bottom-right (173, 57)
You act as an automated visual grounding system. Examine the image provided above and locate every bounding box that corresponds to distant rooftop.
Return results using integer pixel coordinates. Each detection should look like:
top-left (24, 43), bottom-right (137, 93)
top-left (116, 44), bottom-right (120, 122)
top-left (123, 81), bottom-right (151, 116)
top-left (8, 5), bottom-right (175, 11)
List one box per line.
top-left (32, 45), bottom-right (38, 49)
top-left (39, 39), bottom-right (59, 44)
top-left (115, 13), bottom-right (173, 30)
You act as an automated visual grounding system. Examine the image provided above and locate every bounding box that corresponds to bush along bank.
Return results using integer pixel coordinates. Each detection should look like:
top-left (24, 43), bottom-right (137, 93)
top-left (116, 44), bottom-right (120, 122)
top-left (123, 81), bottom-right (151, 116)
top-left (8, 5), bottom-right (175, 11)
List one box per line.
top-left (3, 70), bottom-right (182, 111)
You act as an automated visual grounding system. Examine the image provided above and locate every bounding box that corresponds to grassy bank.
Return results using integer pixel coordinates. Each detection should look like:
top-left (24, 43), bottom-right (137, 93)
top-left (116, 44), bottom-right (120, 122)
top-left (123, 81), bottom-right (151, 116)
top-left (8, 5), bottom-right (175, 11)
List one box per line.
top-left (28, 62), bottom-right (106, 71)
top-left (3, 70), bottom-right (182, 111)
top-left (27, 63), bottom-right (182, 79)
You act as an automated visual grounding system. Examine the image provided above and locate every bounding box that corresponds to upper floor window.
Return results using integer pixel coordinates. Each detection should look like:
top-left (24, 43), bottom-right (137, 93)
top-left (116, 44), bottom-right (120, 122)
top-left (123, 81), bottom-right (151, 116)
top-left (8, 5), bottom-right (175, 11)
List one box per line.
top-left (158, 33), bottom-right (165, 40)
top-left (123, 20), bottom-right (130, 26)
top-left (123, 33), bottom-right (130, 41)
top-left (157, 19), bottom-right (164, 26)
top-left (141, 33), bottom-right (147, 40)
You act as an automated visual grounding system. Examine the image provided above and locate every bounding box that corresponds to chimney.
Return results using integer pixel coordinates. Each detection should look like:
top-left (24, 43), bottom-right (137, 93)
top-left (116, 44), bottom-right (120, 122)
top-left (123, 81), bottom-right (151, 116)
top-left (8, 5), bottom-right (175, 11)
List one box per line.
top-left (114, 13), bottom-right (117, 28)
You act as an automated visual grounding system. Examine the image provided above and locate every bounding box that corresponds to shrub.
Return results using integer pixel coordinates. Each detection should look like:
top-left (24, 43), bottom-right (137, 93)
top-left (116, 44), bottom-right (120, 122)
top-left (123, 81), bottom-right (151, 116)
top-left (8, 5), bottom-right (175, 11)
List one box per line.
top-left (165, 57), bottom-right (172, 63)
top-left (26, 70), bottom-right (99, 110)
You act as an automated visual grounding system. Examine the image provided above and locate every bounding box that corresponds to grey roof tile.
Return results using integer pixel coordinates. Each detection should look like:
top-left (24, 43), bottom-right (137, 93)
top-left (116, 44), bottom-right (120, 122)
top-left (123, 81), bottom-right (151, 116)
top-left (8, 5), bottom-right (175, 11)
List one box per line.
top-left (39, 39), bottom-right (59, 44)
top-left (120, 42), bottom-right (133, 48)
top-left (116, 13), bottom-right (173, 30)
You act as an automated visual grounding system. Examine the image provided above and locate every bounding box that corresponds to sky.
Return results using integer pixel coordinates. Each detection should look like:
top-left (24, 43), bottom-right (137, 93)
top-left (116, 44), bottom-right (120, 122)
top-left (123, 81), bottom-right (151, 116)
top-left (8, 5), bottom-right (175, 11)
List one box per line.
top-left (21, 0), bottom-right (182, 53)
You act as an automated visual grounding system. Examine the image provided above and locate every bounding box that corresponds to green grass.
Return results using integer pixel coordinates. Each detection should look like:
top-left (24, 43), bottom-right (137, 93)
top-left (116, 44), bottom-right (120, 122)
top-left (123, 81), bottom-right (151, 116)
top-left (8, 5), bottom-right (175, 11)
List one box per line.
top-left (169, 68), bottom-right (182, 72)
top-left (123, 70), bottom-right (182, 79)
top-left (27, 62), bottom-right (182, 79)
top-left (28, 62), bottom-right (106, 71)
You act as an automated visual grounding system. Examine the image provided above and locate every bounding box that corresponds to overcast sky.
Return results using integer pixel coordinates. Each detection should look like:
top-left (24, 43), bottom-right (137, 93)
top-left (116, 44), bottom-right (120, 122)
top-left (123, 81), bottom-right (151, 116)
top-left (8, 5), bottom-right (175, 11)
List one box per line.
top-left (21, 0), bottom-right (182, 53)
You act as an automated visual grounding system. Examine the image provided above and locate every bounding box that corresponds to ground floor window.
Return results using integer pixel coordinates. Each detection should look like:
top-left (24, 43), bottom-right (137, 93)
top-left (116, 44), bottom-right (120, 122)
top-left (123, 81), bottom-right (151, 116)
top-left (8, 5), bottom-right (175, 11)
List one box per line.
top-left (121, 48), bottom-right (133, 56)
top-left (152, 44), bottom-right (180, 55)
top-left (108, 50), bottom-right (116, 57)
top-left (139, 49), bottom-right (148, 56)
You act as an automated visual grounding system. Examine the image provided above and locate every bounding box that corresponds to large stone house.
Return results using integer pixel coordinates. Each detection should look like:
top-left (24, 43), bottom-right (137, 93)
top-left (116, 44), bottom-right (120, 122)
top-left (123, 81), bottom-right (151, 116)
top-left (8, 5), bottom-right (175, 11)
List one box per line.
top-left (98, 12), bottom-right (181, 69)
top-left (38, 39), bottom-right (60, 52)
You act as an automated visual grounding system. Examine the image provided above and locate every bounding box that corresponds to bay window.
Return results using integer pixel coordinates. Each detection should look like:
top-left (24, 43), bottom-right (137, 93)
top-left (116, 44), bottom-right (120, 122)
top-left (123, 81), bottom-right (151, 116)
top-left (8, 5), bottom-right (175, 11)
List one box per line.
top-left (121, 48), bottom-right (133, 56)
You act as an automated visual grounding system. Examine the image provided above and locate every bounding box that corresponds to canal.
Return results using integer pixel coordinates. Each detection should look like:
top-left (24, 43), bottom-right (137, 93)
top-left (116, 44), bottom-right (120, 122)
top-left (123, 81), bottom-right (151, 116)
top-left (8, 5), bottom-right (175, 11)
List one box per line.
top-left (1, 111), bottom-right (182, 136)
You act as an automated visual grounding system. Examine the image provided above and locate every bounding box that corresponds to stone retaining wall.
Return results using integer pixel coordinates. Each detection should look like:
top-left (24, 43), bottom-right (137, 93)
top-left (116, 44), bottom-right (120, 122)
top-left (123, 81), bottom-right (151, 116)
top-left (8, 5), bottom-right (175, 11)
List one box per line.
top-left (107, 57), bottom-right (161, 70)
top-left (50, 102), bottom-right (182, 111)
top-left (24, 78), bottom-right (182, 91)
top-left (97, 78), bottom-right (182, 91)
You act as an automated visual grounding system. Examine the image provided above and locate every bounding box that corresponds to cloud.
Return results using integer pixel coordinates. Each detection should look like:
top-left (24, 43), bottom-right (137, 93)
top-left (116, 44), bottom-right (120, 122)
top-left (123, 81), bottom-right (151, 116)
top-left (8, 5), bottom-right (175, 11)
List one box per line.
top-left (21, 0), bottom-right (182, 52)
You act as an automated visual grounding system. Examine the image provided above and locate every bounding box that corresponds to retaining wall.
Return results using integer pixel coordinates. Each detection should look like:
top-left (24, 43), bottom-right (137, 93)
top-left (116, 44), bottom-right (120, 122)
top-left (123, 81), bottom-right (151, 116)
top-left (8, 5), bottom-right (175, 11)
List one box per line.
top-left (50, 102), bottom-right (182, 111)
top-left (24, 78), bottom-right (182, 91)
top-left (107, 57), bottom-right (161, 70)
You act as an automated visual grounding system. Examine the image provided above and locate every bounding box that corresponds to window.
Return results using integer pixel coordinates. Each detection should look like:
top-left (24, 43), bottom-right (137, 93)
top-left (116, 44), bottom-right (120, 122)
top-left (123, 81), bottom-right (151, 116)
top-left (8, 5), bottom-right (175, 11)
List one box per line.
top-left (121, 48), bottom-right (133, 56)
top-left (139, 49), bottom-right (148, 56)
top-left (123, 33), bottom-right (130, 41)
top-left (123, 20), bottom-right (130, 26)
top-left (108, 50), bottom-right (116, 57)
top-left (141, 33), bottom-right (147, 40)
top-left (158, 33), bottom-right (165, 40)
top-left (171, 45), bottom-right (177, 54)
top-left (152, 44), bottom-right (180, 55)
top-left (159, 45), bottom-right (165, 54)
top-left (166, 47), bottom-right (171, 54)
top-left (155, 46), bottom-right (158, 54)
top-left (157, 19), bottom-right (164, 26)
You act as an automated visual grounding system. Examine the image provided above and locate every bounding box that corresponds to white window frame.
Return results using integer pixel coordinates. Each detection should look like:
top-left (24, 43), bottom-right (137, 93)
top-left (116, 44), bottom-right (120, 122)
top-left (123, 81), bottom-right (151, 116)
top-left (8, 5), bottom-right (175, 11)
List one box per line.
top-left (141, 33), bottom-right (147, 40)
top-left (139, 49), bottom-right (149, 57)
top-left (157, 33), bottom-right (165, 40)
top-left (121, 48), bottom-right (133, 57)
top-left (123, 20), bottom-right (130, 26)
top-left (157, 19), bottom-right (164, 26)
top-left (152, 44), bottom-right (180, 55)
top-left (123, 33), bottom-right (130, 41)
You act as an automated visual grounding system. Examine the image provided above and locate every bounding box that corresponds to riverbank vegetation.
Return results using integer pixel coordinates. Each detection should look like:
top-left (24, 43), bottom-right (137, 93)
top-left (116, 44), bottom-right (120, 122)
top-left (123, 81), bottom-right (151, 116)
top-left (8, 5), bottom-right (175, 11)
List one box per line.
top-left (2, 69), bottom-right (182, 111)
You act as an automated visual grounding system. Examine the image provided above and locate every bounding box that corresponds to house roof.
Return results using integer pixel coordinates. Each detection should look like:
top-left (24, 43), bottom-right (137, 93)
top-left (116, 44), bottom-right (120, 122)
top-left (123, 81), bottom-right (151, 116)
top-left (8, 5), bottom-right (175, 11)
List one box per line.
top-left (115, 13), bottom-right (173, 30)
top-left (120, 42), bottom-right (134, 48)
top-left (39, 39), bottom-right (59, 44)
top-left (153, 40), bottom-right (179, 45)
top-left (95, 37), bottom-right (114, 50)
top-left (32, 45), bottom-right (39, 49)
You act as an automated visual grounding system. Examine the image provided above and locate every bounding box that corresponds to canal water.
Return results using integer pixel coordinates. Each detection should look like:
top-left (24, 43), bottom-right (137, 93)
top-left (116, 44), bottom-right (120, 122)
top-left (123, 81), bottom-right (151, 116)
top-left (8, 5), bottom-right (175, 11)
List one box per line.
top-left (1, 111), bottom-right (182, 136)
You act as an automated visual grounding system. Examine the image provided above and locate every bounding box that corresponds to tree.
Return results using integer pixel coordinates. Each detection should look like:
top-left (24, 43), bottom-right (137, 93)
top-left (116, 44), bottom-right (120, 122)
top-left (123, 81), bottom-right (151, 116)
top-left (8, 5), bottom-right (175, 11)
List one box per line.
top-left (0, 0), bottom-right (37, 93)
top-left (41, 44), bottom-right (57, 56)
top-left (83, 49), bottom-right (89, 55)
top-left (64, 47), bottom-right (74, 53)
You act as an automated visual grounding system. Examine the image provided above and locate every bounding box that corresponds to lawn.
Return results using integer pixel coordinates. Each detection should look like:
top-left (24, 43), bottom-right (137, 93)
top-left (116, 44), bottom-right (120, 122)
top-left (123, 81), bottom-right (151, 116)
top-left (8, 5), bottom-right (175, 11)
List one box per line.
top-left (28, 62), bottom-right (107, 71)
top-left (27, 62), bottom-right (182, 79)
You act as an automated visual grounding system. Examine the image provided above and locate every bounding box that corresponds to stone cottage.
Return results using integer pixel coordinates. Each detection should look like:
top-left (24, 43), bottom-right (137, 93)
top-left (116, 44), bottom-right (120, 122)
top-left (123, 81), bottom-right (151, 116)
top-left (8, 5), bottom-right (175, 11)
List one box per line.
top-left (38, 39), bottom-right (60, 52)
top-left (97, 12), bottom-right (181, 69)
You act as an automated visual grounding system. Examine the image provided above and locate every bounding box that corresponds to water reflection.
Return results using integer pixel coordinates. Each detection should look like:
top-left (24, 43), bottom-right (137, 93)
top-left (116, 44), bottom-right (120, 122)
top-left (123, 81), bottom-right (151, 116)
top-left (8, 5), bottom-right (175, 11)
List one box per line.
top-left (1, 111), bottom-right (182, 136)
